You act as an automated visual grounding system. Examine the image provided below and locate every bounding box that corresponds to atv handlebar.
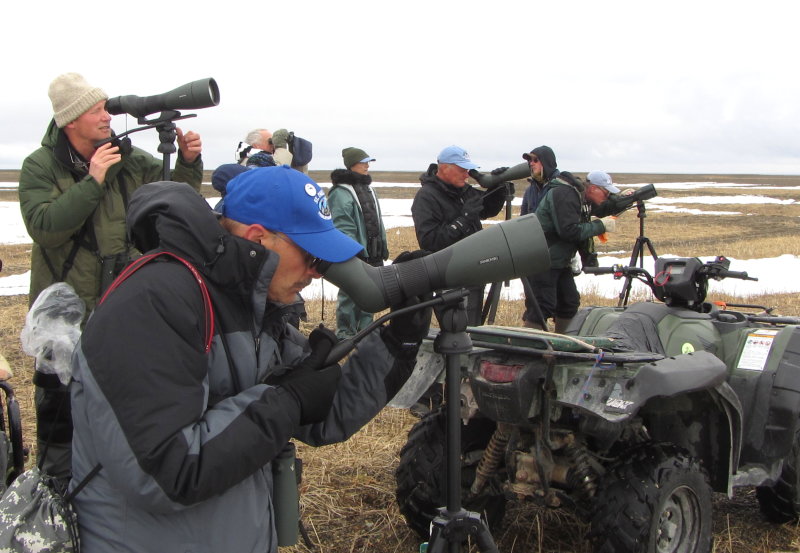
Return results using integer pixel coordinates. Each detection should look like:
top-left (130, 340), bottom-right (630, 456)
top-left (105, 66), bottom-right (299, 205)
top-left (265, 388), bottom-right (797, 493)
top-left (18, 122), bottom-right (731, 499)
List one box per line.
top-left (584, 256), bottom-right (758, 309)
top-left (709, 268), bottom-right (757, 281)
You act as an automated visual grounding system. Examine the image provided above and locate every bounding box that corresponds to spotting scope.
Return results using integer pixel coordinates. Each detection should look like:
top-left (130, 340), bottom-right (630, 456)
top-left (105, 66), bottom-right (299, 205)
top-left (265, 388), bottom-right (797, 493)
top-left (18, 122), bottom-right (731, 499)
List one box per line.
top-left (603, 183), bottom-right (658, 215)
top-left (106, 78), bottom-right (220, 118)
top-left (319, 214), bottom-right (550, 312)
top-left (468, 162), bottom-right (532, 188)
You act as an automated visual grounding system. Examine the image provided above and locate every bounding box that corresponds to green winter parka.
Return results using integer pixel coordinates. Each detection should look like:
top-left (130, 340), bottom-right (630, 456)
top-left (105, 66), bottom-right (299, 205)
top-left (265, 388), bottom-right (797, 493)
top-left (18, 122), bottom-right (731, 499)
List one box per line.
top-left (534, 176), bottom-right (605, 268)
top-left (19, 120), bottom-right (203, 316)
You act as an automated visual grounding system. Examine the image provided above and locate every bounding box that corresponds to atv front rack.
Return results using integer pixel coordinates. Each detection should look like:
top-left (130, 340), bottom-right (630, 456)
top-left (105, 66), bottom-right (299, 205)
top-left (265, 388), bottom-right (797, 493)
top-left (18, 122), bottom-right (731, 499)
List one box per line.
top-left (461, 325), bottom-right (665, 364)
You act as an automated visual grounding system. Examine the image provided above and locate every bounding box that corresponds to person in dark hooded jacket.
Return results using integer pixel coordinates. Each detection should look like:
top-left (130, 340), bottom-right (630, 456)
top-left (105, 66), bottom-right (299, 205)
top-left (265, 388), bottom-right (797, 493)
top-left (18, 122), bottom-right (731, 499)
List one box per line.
top-left (411, 145), bottom-right (505, 325)
top-left (521, 146), bottom-right (616, 332)
top-left (69, 166), bottom-right (432, 553)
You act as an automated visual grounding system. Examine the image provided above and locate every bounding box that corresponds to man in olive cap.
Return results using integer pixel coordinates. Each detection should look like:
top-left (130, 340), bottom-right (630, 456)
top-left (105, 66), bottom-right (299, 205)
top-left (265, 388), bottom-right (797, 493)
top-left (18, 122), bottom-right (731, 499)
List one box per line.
top-left (328, 147), bottom-right (389, 338)
top-left (18, 72), bottom-right (204, 479)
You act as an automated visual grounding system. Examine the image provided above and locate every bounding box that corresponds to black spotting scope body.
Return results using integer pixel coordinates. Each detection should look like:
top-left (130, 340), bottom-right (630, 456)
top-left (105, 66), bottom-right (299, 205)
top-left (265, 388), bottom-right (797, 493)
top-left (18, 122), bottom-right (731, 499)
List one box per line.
top-left (468, 162), bottom-right (532, 189)
top-left (106, 78), bottom-right (220, 118)
top-left (320, 214), bottom-right (551, 313)
top-left (604, 183), bottom-right (657, 215)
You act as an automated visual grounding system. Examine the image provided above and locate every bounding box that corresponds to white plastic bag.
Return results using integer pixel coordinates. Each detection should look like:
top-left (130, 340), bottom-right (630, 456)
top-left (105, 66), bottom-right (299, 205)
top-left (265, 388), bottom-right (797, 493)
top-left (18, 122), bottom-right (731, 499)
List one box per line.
top-left (20, 283), bottom-right (84, 386)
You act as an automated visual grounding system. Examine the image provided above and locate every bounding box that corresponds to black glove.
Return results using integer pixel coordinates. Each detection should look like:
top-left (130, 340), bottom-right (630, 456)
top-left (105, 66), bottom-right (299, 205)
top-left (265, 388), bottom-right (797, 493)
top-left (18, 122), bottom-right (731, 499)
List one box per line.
top-left (461, 193), bottom-right (484, 220)
top-left (490, 166), bottom-right (509, 176)
top-left (270, 325), bottom-right (342, 425)
top-left (384, 251), bottom-right (434, 354)
top-left (280, 363), bottom-right (341, 425)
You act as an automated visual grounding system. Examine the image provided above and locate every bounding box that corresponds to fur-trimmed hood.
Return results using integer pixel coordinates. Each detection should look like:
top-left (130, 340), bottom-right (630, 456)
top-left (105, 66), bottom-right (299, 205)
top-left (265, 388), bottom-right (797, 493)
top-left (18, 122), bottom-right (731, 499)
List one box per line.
top-left (330, 168), bottom-right (372, 187)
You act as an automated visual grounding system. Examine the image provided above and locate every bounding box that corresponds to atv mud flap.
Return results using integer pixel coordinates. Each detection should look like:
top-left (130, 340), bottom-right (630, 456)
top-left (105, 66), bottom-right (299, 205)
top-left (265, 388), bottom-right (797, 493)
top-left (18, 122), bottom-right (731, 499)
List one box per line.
top-left (388, 343), bottom-right (446, 408)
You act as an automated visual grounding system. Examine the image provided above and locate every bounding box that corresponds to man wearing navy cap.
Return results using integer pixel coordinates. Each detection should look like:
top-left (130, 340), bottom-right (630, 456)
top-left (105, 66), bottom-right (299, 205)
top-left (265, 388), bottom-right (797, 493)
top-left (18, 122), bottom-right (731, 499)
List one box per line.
top-left (411, 145), bottom-right (505, 325)
top-left (68, 166), bottom-right (431, 552)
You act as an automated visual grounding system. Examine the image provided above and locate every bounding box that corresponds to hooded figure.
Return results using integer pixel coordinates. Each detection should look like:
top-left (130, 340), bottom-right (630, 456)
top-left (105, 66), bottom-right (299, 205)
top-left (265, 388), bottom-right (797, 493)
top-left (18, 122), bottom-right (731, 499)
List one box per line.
top-left (519, 146), bottom-right (613, 332)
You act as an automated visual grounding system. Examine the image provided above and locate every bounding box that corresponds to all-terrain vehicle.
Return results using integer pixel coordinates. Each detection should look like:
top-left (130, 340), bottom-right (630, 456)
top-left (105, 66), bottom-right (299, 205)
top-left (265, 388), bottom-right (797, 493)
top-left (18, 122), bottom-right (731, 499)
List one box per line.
top-left (393, 255), bottom-right (800, 553)
top-left (0, 355), bottom-right (24, 493)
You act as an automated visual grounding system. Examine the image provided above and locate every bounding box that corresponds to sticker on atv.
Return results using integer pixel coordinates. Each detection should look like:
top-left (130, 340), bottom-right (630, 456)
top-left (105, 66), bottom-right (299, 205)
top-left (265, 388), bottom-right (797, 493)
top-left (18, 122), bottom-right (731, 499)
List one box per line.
top-left (737, 329), bottom-right (779, 371)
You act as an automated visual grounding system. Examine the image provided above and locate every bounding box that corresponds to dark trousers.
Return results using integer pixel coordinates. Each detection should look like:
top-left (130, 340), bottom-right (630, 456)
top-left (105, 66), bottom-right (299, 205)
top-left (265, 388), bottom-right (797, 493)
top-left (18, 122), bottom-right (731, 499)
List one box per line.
top-left (33, 370), bottom-right (72, 479)
top-left (524, 267), bottom-right (580, 322)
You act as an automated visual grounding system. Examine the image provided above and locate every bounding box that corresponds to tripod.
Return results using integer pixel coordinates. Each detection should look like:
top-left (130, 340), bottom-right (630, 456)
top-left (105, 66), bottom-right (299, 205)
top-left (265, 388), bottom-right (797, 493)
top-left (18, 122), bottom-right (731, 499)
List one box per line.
top-left (426, 292), bottom-right (499, 553)
top-left (618, 200), bottom-right (658, 307)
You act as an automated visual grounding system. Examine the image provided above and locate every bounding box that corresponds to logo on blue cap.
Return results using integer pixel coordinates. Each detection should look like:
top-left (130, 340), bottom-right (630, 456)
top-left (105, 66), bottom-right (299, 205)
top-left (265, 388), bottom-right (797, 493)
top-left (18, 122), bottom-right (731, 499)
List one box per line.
top-left (437, 145), bottom-right (480, 170)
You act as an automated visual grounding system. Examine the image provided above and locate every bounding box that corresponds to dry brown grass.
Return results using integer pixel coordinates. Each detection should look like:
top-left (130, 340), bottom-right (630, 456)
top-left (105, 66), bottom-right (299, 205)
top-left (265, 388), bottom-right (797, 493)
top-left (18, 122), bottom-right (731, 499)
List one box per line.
top-left (1, 176), bottom-right (800, 552)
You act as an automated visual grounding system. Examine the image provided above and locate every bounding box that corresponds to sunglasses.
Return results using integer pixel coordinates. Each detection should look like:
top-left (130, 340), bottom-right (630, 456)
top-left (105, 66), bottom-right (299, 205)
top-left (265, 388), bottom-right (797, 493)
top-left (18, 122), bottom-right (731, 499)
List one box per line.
top-left (274, 233), bottom-right (322, 270)
top-left (528, 156), bottom-right (540, 164)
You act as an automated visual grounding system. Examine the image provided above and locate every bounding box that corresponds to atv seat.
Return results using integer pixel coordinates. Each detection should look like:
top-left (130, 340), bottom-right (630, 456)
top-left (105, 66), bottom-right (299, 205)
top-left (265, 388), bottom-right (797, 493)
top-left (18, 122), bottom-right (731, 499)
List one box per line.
top-left (603, 303), bottom-right (667, 355)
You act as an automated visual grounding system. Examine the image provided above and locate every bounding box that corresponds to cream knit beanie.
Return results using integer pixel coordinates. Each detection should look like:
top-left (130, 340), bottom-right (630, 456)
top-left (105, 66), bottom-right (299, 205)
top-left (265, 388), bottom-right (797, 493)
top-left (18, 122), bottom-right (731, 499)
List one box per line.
top-left (48, 73), bottom-right (108, 128)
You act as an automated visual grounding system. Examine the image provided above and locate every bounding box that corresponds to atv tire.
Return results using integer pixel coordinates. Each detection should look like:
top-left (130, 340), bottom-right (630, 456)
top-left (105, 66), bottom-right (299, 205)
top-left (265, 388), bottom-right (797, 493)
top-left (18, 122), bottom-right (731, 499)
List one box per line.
top-left (395, 408), bottom-right (506, 539)
top-left (589, 443), bottom-right (712, 553)
top-left (756, 427), bottom-right (800, 523)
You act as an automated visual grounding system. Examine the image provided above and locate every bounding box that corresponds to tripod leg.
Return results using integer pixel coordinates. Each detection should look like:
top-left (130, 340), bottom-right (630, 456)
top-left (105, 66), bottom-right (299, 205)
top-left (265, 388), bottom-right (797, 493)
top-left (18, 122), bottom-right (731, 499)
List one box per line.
top-left (618, 237), bottom-right (645, 307)
top-left (521, 277), bottom-right (548, 329)
top-left (426, 510), bottom-right (500, 553)
top-left (482, 282), bottom-right (501, 325)
top-left (643, 237), bottom-right (658, 260)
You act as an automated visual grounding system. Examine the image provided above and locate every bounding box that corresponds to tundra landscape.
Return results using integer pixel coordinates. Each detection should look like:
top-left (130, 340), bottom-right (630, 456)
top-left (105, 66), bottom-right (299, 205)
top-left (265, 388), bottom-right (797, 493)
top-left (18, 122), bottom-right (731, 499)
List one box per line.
top-left (1, 169), bottom-right (799, 552)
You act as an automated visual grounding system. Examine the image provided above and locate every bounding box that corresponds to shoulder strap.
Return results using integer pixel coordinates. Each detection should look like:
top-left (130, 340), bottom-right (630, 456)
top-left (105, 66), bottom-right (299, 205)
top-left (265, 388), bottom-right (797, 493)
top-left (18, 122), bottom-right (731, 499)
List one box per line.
top-left (99, 252), bottom-right (214, 353)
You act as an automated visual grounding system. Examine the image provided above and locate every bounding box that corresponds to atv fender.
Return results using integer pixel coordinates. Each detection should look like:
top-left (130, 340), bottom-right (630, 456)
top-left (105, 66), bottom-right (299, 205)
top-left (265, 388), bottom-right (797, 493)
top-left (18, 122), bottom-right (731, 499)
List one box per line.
top-left (558, 350), bottom-right (728, 422)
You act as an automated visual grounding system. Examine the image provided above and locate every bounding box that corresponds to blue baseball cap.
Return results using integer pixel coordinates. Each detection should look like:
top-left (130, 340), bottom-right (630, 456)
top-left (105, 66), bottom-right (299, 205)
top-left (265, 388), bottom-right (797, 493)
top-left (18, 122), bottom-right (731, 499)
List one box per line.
top-left (437, 145), bottom-right (480, 170)
top-left (223, 165), bottom-right (363, 263)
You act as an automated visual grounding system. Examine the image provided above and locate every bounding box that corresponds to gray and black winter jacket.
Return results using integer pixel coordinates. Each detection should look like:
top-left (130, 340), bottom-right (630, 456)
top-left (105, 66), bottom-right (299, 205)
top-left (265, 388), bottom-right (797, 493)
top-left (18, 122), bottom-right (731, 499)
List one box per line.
top-left (69, 182), bottom-right (408, 553)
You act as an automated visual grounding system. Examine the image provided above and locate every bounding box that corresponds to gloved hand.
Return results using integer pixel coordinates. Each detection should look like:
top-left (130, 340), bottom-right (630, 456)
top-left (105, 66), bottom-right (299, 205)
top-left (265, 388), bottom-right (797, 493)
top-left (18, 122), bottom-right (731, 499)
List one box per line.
top-left (385, 251), bottom-right (434, 353)
top-left (270, 325), bottom-right (342, 425)
top-left (490, 166), bottom-right (509, 176)
top-left (280, 363), bottom-right (341, 425)
top-left (461, 193), bottom-right (484, 220)
top-left (600, 216), bottom-right (617, 233)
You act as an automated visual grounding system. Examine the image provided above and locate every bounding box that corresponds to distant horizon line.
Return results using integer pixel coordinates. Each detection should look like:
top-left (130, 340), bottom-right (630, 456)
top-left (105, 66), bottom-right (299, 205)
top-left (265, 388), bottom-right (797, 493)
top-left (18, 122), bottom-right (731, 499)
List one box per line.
top-left (1, 168), bottom-right (799, 178)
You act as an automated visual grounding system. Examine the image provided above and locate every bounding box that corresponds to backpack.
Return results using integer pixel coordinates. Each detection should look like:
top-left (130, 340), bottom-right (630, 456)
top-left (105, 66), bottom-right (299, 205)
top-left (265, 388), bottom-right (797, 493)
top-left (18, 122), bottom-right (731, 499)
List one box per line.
top-left (287, 132), bottom-right (313, 168)
top-left (556, 172), bottom-right (598, 270)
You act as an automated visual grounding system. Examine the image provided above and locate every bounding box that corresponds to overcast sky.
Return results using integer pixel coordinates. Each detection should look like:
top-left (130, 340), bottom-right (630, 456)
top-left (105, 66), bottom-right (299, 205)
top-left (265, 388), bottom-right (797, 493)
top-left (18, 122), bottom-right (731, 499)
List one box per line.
top-left (2, 0), bottom-right (799, 175)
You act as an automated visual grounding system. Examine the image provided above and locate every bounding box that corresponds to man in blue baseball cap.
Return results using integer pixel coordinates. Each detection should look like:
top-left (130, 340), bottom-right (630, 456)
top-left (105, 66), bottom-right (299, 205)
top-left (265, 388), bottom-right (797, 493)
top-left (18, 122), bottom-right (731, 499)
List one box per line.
top-left (409, 145), bottom-right (505, 416)
top-left (411, 145), bottom-right (505, 319)
top-left (68, 166), bottom-right (432, 552)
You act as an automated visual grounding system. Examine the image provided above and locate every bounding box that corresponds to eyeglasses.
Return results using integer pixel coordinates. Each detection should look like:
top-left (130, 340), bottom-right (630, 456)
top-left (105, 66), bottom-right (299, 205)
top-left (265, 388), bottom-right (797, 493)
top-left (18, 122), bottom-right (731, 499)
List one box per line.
top-left (274, 233), bottom-right (322, 270)
top-left (528, 156), bottom-right (540, 164)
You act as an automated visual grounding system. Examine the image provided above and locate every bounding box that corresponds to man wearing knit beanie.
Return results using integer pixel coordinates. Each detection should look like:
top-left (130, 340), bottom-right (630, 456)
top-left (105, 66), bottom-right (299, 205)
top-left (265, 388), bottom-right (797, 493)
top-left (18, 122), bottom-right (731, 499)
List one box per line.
top-left (18, 72), bottom-right (205, 481)
top-left (328, 147), bottom-right (388, 339)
